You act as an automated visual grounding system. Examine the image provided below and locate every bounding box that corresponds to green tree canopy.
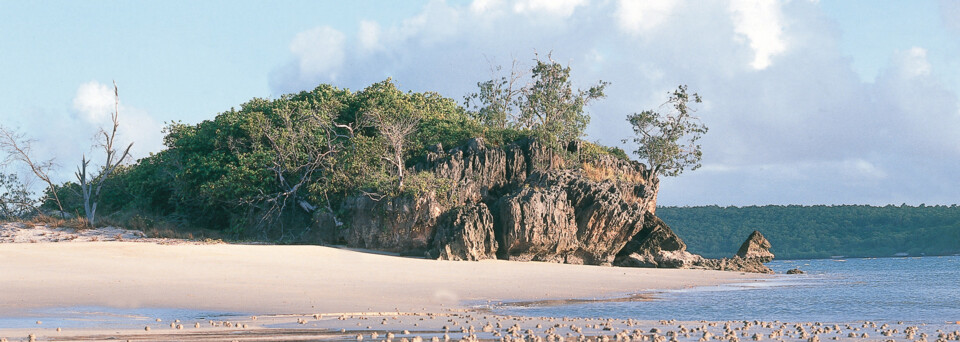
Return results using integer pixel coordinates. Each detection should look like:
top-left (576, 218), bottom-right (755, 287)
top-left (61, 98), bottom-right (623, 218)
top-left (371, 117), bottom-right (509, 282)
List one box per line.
top-left (626, 85), bottom-right (707, 180)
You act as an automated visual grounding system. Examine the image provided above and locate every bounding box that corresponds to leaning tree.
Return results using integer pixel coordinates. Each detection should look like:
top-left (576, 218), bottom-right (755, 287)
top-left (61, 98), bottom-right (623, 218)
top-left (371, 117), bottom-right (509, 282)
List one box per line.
top-left (625, 85), bottom-right (708, 211)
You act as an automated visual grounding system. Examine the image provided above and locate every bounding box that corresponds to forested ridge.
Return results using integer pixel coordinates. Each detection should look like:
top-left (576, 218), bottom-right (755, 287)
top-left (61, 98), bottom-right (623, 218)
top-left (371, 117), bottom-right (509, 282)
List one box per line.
top-left (658, 205), bottom-right (960, 260)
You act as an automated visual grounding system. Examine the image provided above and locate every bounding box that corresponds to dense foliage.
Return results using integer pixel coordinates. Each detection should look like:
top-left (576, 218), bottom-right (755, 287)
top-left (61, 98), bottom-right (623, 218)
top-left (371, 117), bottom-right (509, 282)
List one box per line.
top-left (29, 61), bottom-right (618, 239)
top-left (659, 205), bottom-right (960, 259)
top-left (57, 80), bottom-right (524, 238)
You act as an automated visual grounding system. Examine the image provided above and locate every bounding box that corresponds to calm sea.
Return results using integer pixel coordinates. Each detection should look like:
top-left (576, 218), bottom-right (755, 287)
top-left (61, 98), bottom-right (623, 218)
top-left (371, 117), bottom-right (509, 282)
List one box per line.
top-left (496, 256), bottom-right (960, 323)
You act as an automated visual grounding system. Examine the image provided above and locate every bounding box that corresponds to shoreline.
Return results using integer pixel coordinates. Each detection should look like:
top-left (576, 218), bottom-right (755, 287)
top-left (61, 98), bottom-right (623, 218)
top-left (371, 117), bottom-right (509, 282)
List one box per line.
top-left (0, 241), bottom-right (762, 316)
top-left (0, 224), bottom-right (771, 339)
top-left (3, 309), bottom-right (958, 342)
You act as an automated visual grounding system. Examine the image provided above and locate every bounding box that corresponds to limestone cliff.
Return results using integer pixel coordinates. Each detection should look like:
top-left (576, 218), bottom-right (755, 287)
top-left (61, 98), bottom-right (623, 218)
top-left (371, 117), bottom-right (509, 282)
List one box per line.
top-left (313, 137), bottom-right (773, 273)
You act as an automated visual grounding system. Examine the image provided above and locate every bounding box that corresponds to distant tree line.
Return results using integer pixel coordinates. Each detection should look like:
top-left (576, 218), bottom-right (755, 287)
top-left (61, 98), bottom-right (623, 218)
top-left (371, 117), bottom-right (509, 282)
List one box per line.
top-left (658, 205), bottom-right (960, 259)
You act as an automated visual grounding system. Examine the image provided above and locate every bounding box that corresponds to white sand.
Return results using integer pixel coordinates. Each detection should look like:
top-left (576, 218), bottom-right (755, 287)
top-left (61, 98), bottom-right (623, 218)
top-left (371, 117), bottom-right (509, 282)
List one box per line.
top-left (0, 224), bottom-right (763, 316)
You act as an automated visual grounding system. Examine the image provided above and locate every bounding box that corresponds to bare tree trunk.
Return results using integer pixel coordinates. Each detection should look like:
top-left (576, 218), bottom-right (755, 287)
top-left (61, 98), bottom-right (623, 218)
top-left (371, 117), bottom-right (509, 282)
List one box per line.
top-left (75, 81), bottom-right (133, 226)
top-left (0, 126), bottom-right (66, 217)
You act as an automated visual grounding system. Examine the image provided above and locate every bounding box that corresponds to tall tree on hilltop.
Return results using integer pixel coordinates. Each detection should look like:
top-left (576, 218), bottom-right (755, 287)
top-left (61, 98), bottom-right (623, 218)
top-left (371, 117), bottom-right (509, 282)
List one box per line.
top-left (466, 54), bottom-right (608, 153)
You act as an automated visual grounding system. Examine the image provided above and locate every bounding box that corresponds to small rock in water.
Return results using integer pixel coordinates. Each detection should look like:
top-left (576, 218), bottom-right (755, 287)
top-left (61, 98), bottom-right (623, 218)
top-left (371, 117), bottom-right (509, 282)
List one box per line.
top-left (145, 326), bottom-right (151, 331)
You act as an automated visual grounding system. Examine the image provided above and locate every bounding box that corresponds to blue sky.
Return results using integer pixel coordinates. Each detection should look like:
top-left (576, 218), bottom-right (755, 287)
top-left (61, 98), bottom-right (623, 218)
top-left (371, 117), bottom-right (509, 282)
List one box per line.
top-left (1, 0), bottom-right (959, 206)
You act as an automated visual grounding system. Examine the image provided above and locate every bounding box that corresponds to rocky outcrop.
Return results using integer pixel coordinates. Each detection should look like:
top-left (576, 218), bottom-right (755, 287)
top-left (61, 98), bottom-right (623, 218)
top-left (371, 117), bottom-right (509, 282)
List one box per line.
top-left (694, 256), bottom-right (773, 274)
top-left (496, 183), bottom-right (580, 263)
top-left (736, 230), bottom-right (774, 262)
top-left (614, 213), bottom-right (704, 268)
top-left (691, 231), bottom-right (775, 274)
top-left (337, 192), bottom-right (443, 255)
top-left (786, 268), bottom-right (804, 274)
top-left (614, 217), bottom-right (775, 274)
top-left (315, 136), bottom-right (770, 273)
top-left (430, 202), bottom-right (498, 261)
top-left (496, 171), bottom-right (651, 265)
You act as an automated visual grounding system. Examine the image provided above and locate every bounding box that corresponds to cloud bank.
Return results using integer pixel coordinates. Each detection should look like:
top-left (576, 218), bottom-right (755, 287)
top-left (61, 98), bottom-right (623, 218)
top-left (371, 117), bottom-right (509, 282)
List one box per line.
top-left (268, 0), bottom-right (960, 206)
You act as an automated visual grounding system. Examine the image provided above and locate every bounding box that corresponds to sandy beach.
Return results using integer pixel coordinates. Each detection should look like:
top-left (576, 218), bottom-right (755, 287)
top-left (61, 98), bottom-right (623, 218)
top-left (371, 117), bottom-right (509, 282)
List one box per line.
top-left (6, 224), bottom-right (956, 342)
top-left (0, 223), bottom-right (767, 339)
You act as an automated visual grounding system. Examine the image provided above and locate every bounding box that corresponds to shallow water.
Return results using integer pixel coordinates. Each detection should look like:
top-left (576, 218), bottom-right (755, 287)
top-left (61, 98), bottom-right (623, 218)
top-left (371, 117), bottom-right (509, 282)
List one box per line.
top-left (0, 306), bottom-right (242, 329)
top-left (496, 256), bottom-right (960, 323)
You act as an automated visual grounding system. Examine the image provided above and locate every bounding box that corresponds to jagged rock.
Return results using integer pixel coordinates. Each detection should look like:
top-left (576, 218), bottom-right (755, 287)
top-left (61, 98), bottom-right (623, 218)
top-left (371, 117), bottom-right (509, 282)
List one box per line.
top-left (337, 192), bottom-right (443, 255)
top-left (431, 202), bottom-right (498, 261)
top-left (315, 137), bottom-right (761, 273)
top-left (614, 213), bottom-right (704, 268)
top-left (786, 268), bottom-right (804, 274)
top-left (496, 183), bottom-right (579, 263)
top-left (690, 231), bottom-right (775, 274)
top-left (495, 169), bottom-right (654, 265)
top-left (615, 217), bottom-right (775, 274)
top-left (421, 137), bottom-right (528, 204)
top-left (659, 230), bottom-right (778, 274)
top-left (736, 230), bottom-right (774, 262)
top-left (693, 257), bottom-right (773, 274)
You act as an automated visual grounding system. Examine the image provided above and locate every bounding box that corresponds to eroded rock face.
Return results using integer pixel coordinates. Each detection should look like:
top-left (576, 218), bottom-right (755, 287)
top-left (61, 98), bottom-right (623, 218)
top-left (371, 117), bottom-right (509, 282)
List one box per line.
top-left (494, 169), bottom-right (654, 265)
top-left (317, 137), bottom-right (766, 273)
top-left (337, 192), bottom-right (443, 255)
top-left (496, 183), bottom-right (579, 263)
top-left (614, 213), bottom-right (704, 268)
top-left (736, 230), bottom-right (775, 262)
top-left (431, 202), bottom-right (498, 261)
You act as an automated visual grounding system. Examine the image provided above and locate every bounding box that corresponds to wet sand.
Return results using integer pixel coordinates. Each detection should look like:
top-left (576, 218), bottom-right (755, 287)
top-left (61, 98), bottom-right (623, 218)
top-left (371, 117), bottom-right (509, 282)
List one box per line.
top-left (6, 225), bottom-right (958, 341)
top-left (3, 311), bottom-right (959, 341)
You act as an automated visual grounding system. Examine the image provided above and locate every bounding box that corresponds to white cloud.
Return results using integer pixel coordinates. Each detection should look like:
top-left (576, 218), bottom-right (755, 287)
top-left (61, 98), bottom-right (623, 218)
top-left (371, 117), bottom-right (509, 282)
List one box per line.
top-left (6, 81), bottom-right (165, 187)
top-left (358, 20), bottom-right (383, 53)
top-left (269, 0), bottom-right (960, 205)
top-left (513, 0), bottom-right (587, 17)
top-left (72, 81), bottom-right (115, 123)
top-left (893, 47), bottom-right (932, 78)
top-left (290, 26), bottom-right (346, 80)
top-left (728, 0), bottom-right (787, 69)
top-left (470, 0), bottom-right (505, 15)
top-left (614, 0), bottom-right (681, 34)
top-left (71, 81), bottom-right (164, 161)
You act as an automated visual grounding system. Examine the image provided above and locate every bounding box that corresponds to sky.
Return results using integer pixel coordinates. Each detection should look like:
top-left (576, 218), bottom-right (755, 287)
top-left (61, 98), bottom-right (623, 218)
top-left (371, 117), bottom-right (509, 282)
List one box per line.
top-left (1, 0), bottom-right (959, 206)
